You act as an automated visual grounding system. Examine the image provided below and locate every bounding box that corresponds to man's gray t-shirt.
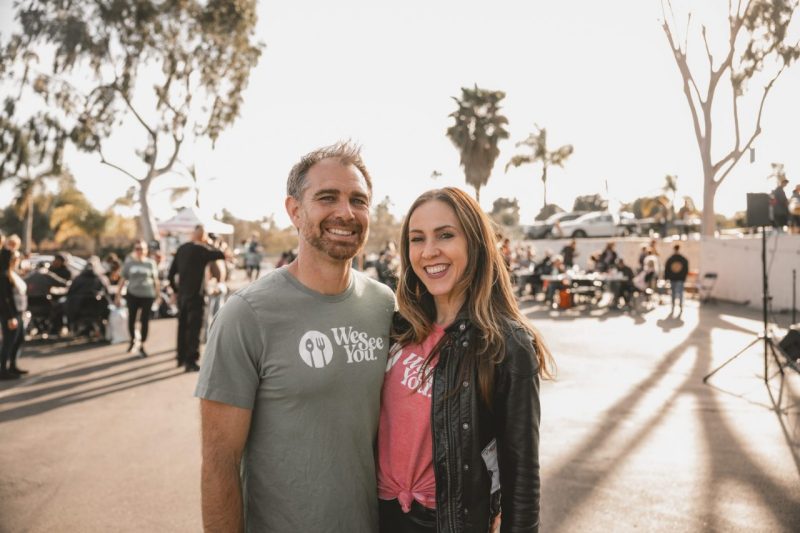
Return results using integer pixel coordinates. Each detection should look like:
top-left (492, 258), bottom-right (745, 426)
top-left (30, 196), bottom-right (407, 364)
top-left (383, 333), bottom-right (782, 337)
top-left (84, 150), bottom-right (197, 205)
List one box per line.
top-left (195, 267), bottom-right (395, 532)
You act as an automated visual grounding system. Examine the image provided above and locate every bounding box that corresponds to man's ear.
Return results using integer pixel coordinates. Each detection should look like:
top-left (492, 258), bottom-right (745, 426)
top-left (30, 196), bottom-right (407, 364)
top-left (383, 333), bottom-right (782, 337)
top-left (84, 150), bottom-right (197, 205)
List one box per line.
top-left (285, 196), bottom-right (301, 228)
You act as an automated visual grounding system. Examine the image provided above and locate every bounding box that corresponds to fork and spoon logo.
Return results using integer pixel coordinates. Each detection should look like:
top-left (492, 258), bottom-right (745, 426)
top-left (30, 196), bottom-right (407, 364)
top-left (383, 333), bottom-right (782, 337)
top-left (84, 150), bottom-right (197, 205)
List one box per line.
top-left (298, 331), bottom-right (334, 368)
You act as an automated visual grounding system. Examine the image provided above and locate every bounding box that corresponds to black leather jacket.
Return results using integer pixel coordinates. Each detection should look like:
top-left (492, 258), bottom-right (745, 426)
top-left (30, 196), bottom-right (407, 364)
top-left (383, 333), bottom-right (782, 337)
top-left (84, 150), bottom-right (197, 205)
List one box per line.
top-left (431, 315), bottom-right (541, 533)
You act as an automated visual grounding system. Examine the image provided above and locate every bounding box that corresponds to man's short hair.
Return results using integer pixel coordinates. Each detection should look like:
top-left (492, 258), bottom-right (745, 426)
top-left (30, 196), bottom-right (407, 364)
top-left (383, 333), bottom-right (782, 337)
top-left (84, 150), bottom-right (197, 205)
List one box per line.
top-left (286, 141), bottom-right (373, 200)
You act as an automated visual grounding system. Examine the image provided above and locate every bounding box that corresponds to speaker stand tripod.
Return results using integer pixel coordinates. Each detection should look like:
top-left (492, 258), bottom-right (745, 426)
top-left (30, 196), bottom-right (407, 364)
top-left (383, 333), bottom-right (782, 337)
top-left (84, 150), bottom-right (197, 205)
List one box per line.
top-left (703, 226), bottom-right (785, 384)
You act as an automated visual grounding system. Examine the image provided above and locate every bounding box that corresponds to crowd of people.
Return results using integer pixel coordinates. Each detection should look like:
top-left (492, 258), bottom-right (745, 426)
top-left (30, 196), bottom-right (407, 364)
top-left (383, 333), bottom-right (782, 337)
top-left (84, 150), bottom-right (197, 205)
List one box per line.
top-left (502, 236), bottom-right (690, 315)
top-left (0, 223), bottom-right (235, 379)
top-left (771, 178), bottom-right (800, 233)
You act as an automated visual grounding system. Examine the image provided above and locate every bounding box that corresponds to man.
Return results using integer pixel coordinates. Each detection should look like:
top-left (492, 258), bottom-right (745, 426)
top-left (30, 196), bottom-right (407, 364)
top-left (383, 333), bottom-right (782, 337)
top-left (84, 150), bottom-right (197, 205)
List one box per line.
top-left (25, 261), bottom-right (68, 335)
top-left (612, 258), bottom-right (635, 310)
top-left (244, 233), bottom-right (262, 282)
top-left (790, 184), bottom-right (800, 234)
top-left (664, 244), bottom-right (689, 316)
top-left (49, 253), bottom-right (72, 282)
top-left (596, 241), bottom-right (617, 273)
top-left (560, 239), bottom-right (577, 268)
top-left (66, 257), bottom-right (112, 337)
top-left (195, 142), bottom-right (395, 532)
top-left (772, 178), bottom-right (790, 230)
top-left (167, 224), bottom-right (226, 372)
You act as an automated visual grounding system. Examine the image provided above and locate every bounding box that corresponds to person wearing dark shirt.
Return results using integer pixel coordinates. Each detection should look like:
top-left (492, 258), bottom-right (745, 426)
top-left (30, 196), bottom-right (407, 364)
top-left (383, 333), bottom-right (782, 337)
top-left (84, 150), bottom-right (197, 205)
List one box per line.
top-left (167, 224), bottom-right (226, 372)
top-left (49, 254), bottom-right (72, 282)
top-left (772, 178), bottom-right (790, 230)
top-left (597, 242), bottom-right (617, 273)
top-left (25, 263), bottom-right (68, 335)
top-left (613, 258), bottom-right (635, 309)
top-left (664, 244), bottom-right (690, 316)
top-left (66, 257), bottom-right (112, 335)
top-left (561, 239), bottom-right (578, 268)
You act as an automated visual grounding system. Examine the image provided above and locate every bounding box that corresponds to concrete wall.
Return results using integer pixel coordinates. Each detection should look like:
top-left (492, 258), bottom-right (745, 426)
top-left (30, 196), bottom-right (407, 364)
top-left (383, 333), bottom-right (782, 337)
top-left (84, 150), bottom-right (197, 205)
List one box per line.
top-left (699, 234), bottom-right (800, 310)
top-left (522, 234), bottom-right (800, 310)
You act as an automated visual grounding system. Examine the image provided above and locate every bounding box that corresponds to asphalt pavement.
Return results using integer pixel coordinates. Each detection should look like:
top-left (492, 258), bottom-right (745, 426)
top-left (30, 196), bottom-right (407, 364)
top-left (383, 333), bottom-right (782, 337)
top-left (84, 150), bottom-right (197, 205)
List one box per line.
top-left (1, 293), bottom-right (799, 532)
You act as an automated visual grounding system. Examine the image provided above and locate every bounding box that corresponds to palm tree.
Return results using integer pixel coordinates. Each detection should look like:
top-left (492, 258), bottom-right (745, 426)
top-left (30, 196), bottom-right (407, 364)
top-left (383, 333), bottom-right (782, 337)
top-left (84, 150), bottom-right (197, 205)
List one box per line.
top-left (446, 86), bottom-right (509, 202)
top-left (662, 174), bottom-right (678, 216)
top-left (505, 125), bottom-right (573, 209)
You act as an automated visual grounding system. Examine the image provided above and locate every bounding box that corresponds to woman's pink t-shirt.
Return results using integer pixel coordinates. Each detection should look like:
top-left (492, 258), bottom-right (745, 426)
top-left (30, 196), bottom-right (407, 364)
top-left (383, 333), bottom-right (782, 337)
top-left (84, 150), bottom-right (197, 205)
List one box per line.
top-left (377, 325), bottom-right (446, 512)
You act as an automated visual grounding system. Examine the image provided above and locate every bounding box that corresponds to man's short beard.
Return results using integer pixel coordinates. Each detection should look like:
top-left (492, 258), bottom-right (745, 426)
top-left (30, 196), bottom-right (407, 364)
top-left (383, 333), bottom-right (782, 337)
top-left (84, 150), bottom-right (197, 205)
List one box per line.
top-left (301, 220), bottom-right (367, 261)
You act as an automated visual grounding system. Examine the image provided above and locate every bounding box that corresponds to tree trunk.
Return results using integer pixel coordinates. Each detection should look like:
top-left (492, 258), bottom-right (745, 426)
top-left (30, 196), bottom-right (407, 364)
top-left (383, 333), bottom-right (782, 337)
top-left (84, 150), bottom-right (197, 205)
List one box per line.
top-left (23, 193), bottom-right (33, 255)
top-left (138, 177), bottom-right (159, 243)
top-left (541, 166), bottom-right (548, 209)
top-left (474, 185), bottom-right (481, 203)
top-left (701, 169), bottom-right (718, 237)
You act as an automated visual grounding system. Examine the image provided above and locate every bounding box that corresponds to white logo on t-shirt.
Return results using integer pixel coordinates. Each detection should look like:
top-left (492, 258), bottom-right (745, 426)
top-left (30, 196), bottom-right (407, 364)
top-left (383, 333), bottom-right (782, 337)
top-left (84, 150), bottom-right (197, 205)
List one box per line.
top-left (298, 331), bottom-right (334, 368)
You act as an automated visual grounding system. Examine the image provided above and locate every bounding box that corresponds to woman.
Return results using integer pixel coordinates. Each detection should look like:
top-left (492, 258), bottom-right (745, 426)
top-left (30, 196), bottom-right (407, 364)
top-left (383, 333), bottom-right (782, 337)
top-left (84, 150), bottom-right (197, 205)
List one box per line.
top-left (116, 241), bottom-right (160, 357)
top-left (377, 188), bottom-right (554, 533)
top-left (0, 249), bottom-right (28, 379)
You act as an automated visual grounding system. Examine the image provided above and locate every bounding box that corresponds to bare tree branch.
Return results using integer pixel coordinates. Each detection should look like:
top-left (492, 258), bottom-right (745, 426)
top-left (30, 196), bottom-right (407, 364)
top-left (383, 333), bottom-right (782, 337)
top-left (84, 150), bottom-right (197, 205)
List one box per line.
top-left (702, 26), bottom-right (714, 70)
top-left (114, 82), bottom-right (156, 140)
top-left (154, 134), bottom-right (183, 177)
top-left (663, 22), bottom-right (706, 141)
top-left (98, 144), bottom-right (140, 183)
top-left (714, 66), bottom-right (785, 185)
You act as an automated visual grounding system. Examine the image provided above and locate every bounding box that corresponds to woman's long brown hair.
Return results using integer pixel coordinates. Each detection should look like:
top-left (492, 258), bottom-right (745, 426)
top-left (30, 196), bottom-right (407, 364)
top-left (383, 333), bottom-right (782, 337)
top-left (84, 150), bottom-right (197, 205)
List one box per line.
top-left (394, 187), bottom-right (555, 405)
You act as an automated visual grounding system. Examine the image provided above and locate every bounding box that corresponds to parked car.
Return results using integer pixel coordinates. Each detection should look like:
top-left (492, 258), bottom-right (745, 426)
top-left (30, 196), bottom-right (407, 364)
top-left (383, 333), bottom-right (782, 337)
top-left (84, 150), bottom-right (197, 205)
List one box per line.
top-left (523, 211), bottom-right (586, 240)
top-left (557, 211), bottom-right (635, 238)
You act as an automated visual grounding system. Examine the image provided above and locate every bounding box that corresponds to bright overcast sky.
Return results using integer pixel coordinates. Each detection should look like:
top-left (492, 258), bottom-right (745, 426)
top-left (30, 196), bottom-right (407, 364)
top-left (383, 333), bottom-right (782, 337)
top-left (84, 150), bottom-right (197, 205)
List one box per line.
top-left (2, 0), bottom-right (799, 228)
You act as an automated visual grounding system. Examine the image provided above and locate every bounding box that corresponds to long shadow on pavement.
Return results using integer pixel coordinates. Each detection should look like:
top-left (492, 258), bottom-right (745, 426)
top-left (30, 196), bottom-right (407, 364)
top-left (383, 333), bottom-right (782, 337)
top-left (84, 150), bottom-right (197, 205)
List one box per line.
top-left (0, 353), bottom-right (185, 424)
top-left (527, 304), bottom-right (800, 531)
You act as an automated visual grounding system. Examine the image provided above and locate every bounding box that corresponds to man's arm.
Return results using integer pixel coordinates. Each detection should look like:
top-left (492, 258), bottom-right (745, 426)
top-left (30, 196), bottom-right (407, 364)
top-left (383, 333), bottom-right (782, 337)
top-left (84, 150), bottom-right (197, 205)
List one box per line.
top-left (167, 251), bottom-right (179, 293)
top-left (200, 399), bottom-right (252, 533)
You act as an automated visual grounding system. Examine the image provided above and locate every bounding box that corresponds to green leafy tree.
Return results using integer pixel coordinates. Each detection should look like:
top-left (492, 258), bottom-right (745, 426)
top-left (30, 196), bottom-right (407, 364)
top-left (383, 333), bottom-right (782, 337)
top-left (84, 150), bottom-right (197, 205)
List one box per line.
top-left (661, 0), bottom-right (800, 235)
top-left (0, 49), bottom-right (69, 253)
top-left (50, 174), bottom-right (109, 252)
top-left (2, 0), bottom-right (262, 242)
top-left (446, 86), bottom-right (509, 202)
top-left (367, 196), bottom-right (402, 253)
top-left (506, 125), bottom-right (573, 209)
top-left (490, 197), bottom-right (520, 227)
top-left (534, 204), bottom-right (564, 221)
top-left (572, 194), bottom-right (608, 212)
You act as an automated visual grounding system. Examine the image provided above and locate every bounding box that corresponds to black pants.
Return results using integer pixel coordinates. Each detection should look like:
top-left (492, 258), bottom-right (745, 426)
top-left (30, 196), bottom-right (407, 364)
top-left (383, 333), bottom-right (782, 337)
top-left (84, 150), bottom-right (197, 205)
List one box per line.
top-left (1, 312), bottom-right (24, 371)
top-left (378, 499), bottom-right (436, 533)
top-left (126, 294), bottom-right (155, 343)
top-left (177, 295), bottom-right (205, 365)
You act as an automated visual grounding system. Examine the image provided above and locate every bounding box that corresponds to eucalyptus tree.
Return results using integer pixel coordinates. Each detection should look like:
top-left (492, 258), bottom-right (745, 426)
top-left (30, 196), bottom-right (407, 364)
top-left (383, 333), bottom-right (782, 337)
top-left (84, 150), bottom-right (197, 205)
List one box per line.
top-left (505, 125), bottom-right (573, 210)
top-left (661, 0), bottom-right (800, 235)
top-left (1, 0), bottom-right (262, 241)
top-left (446, 86), bottom-right (509, 202)
top-left (0, 87), bottom-right (68, 252)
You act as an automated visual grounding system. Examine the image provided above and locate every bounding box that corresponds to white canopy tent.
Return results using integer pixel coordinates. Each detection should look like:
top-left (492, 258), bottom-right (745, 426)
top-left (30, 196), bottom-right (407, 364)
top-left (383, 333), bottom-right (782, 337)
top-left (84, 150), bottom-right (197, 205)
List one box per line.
top-left (157, 207), bottom-right (234, 236)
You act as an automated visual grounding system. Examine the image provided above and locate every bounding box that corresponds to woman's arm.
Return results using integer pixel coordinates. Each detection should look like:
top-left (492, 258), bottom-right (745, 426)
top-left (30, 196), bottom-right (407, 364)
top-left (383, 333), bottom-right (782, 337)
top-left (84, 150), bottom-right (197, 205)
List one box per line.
top-left (494, 327), bottom-right (541, 533)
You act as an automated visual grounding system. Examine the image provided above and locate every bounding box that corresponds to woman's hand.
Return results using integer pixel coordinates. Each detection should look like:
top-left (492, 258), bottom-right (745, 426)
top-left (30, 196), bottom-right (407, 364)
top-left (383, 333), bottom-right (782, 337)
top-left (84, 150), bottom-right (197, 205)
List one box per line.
top-left (491, 514), bottom-right (501, 533)
top-left (7, 317), bottom-right (18, 330)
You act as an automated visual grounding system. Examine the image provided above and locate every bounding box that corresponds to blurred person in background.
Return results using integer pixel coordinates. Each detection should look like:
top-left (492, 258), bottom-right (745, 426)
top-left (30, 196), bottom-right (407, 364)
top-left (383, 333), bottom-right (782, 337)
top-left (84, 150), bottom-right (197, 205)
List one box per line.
top-left (66, 257), bottom-right (112, 337)
top-left (49, 253), bottom-right (72, 282)
top-left (168, 224), bottom-right (226, 372)
top-left (0, 249), bottom-right (28, 379)
top-left (664, 244), bottom-right (689, 317)
top-left (117, 240), bottom-right (160, 357)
